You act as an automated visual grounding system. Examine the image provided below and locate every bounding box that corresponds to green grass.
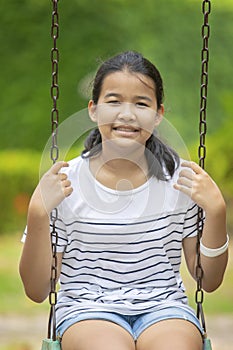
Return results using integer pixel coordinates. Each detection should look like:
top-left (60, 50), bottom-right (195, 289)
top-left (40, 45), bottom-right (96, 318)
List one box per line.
top-left (0, 233), bottom-right (48, 315)
top-left (0, 232), bottom-right (232, 316)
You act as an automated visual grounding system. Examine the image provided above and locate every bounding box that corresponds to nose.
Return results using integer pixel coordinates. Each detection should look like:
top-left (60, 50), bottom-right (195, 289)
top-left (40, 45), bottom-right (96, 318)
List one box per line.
top-left (118, 102), bottom-right (136, 121)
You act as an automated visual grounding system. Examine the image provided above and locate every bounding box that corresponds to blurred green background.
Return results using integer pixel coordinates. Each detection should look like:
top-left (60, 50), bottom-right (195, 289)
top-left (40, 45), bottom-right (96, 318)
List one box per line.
top-left (0, 0), bottom-right (232, 349)
top-left (1, 0), bottom-right (233, 234)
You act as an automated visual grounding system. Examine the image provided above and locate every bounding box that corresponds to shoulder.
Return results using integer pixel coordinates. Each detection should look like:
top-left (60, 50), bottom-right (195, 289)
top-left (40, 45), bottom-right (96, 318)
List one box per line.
top-left (163, 158), bottom-right (197, 210)
top-left (67, 155), bottom-right (83, 167)
top-left (62, 155), bottom-right (85, 177)
top-left (160, 157), bottom-right (181, 183)
top-left (169, 157), bottom-right (188, 182)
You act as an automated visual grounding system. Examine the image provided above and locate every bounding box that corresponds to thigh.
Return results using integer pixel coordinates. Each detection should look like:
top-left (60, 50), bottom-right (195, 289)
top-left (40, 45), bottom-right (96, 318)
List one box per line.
top-left (61, 320), bottom-right (135, 350)
top-left (136, 319), bottom-right (203, 350)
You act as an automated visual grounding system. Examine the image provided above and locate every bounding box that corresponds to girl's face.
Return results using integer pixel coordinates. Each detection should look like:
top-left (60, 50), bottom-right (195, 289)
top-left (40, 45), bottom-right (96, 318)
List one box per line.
top-left (88, 70), bottom-right (164, 153)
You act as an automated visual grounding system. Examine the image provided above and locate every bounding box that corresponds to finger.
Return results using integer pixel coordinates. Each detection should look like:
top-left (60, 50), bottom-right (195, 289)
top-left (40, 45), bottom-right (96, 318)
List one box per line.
top-left (62, 180), bottom-right (72, 188)
top-left (51, 161), bottom-right (69, 175)
top-left (178, 169), bottom-right (194, 180)
top-left (173, 183), bottom-right (191, 197)
top-left (177, 177), bottom-right (192, 188)
top-left (63, 186), bottom-right (73, 197)
top-left (58, 173), bottom-right (68, 181)
top-left (181, 161), bottom-right (203, 175)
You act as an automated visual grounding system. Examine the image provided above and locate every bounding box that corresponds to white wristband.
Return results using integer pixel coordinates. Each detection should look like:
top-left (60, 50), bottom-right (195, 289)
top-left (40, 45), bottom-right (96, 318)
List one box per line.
top-left (200, 235), bottom-right (229, 258)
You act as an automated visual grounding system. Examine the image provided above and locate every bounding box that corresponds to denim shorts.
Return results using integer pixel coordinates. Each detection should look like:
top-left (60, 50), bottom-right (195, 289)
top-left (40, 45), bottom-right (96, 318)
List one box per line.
top-left (57, 306), bottom-right (203, 341)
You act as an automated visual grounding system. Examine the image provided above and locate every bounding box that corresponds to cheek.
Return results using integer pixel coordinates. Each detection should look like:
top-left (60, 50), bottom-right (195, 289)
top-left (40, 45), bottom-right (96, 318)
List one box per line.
top-left (97, 124), bottom-right (112, 141)
top-left (138, 114), bottom-right (157, 135)
top-left (95, 106), bottom-right (117, 126)
top-left (142, 129), bottom-right (154, 143)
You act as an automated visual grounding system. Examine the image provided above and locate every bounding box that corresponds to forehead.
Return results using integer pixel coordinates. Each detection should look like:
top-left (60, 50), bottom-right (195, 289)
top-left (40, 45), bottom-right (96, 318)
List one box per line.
top-left (100, 71), bottom-right (156, 96)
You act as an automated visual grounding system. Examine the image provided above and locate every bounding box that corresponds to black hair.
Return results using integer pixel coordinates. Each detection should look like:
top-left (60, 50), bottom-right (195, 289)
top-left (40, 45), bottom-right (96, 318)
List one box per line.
top-left (81, 51), bottom-right (179, 180)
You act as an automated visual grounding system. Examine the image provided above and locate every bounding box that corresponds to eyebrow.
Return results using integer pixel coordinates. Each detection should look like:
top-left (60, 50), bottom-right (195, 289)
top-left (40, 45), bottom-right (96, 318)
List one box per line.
top-left (104, 93), bottom-right (121, 99)
top-left (135, 95), bottom-right (153, 103)
top-left (104, 93), bottom-right (153, 103)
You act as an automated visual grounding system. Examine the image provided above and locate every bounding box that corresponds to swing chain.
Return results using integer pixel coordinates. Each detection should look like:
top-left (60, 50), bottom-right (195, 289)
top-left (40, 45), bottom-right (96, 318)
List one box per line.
top-left (198, 0), bottom-right (211, 169)
top-left (49, 0), bottom-right (60, 342)
top-left (196, 0), bottom-right (211, 332)
top-left (51, 0), bottom-right (60, 164)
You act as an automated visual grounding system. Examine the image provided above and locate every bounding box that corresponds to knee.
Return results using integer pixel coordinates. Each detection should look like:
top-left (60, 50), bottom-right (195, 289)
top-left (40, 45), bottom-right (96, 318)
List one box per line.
top-left (136, 320), bottom-right (203, 350)
top-left (61, 320), bottom-right (135, 350)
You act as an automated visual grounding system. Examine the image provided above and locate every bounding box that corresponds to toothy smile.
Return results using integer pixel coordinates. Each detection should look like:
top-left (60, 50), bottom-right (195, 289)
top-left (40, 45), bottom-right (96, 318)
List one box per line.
top-left (113, 125), bottom-right (139, 133)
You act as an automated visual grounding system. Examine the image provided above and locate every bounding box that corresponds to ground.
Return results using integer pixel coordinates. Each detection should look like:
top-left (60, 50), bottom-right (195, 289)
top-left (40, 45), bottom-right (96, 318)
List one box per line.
top-left (0, 313), bottom-right (233, 350)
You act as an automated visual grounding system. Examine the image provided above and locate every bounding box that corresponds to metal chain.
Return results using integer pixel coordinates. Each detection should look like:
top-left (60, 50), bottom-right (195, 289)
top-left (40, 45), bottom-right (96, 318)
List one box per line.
top-left (195, 0), bottom-right (211, 333)
top-left (50, 0), bottom-right (60, 164)
top-left (48, 0), bottom-right (60, 341)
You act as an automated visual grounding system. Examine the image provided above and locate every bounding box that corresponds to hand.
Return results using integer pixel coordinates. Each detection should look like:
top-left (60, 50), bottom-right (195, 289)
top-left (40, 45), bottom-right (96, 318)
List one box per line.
top-left (31, 161), bottom-right (73, 215)
top-left (174, 161), bottom-right (225, 214)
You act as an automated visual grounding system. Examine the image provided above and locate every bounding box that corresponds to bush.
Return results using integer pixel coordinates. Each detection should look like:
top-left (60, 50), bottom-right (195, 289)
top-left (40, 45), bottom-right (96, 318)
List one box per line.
top-left (0, 150), bottom-right (41, 234)
top-left (0, 148), bottom-right (83, 234)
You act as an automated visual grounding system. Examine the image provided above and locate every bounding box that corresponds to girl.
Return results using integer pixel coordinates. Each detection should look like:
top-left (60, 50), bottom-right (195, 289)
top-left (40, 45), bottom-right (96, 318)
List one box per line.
top-left (19, 51), bottom-right (228, 350)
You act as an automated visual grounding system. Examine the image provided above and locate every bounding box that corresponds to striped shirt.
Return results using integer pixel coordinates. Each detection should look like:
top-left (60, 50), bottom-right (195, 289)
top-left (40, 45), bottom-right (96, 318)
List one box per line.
top-left (51, 156), bottom-right (198, 328)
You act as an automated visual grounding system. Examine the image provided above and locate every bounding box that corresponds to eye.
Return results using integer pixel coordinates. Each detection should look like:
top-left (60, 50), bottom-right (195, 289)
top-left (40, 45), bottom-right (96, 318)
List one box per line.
top-left (136, 102), bottom-right (149, 108)
top-left (106, 100), bottom-right (121, 105)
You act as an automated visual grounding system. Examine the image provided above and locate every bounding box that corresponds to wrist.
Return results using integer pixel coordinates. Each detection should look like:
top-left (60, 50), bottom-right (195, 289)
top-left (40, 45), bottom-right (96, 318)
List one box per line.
top-left (29, 192), bottom-right (51, 219)
top-left (200, 234), bottom-right (229, 257)
top-left (204, 197), bottom-right (226, 218)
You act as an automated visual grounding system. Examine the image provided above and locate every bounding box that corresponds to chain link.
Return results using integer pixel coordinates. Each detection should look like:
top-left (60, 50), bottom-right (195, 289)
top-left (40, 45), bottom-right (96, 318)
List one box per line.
top-left (50, 0), bottom-right (60, 164)
top-left (198, 0), bottom-right (211, 170)
top-left (196, 0), bottom-right (211, 332)
top-left (48, 0), bottom-right (60, 341)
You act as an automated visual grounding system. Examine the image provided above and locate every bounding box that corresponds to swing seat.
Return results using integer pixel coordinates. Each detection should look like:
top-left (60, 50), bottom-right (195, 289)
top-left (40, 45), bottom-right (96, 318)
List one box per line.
top-left (203, 337), bottom-right (212, 350)
top-left (41, 339), bottom-right (61, 350)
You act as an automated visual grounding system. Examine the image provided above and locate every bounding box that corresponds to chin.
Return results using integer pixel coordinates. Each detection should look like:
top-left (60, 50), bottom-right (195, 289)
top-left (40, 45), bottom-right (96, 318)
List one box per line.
top-left (106, 138), bottom-right (145, 154)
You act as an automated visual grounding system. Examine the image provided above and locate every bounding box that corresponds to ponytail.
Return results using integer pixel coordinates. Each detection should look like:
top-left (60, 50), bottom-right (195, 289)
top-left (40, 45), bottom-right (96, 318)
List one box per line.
top-left (82, 128), bottom-right (102, 158)
top-left (145, 133), bottom-right (179, 180)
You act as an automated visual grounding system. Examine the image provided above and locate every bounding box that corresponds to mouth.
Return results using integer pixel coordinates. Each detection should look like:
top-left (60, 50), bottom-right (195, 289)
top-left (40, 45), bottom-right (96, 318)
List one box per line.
top-left (112, 125), bottom-right (140, 135)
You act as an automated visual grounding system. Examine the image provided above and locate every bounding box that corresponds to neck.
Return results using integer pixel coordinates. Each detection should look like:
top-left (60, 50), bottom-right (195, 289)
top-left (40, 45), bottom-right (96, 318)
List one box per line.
top-left (89, 146), bottom-right (149, 190)
top-left (100, 145), bottom-right (147, 172)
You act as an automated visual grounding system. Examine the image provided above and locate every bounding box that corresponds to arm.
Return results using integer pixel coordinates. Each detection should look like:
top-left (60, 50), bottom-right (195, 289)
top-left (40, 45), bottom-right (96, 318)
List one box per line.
top-left (19, 161), bottom-right (73, 302)
top-left (174, 161), bottom-right (228, 292)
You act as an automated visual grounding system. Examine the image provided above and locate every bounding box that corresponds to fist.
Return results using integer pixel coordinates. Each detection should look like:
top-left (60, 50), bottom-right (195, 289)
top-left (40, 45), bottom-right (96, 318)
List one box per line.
top-left (34, 161), bottom-right (73, 214)
top-left (174, 161), bottom-right (225, 213)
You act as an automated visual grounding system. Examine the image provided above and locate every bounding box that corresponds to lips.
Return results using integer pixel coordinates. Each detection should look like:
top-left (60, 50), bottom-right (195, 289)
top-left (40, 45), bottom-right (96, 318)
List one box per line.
top-left (112, 125), bottom-right (139, 133)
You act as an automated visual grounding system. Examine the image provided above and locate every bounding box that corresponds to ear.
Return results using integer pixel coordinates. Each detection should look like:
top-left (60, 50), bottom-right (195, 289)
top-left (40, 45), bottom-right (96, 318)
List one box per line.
top-left (88, 100), bottom-right (97, 122)
top-left (154, 104), bottom-right (164, 127)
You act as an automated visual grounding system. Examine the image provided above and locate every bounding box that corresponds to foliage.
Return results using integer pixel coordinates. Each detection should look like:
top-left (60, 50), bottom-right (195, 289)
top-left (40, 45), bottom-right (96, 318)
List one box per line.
top-left (188, 91), bottom-right (233, 229)
top-left (0, 151), bottom-right (41, 233)
top-left (0, 0), bottom-right (233, 150)
top-left (0, 147), bottom-right (85, 234)
top-left (0, 0), bottom-right (233, 232)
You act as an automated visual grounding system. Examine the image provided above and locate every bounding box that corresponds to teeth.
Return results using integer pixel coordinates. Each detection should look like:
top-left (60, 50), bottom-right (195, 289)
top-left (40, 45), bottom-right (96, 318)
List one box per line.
top-left (115, 127), bottom-right (138, 132)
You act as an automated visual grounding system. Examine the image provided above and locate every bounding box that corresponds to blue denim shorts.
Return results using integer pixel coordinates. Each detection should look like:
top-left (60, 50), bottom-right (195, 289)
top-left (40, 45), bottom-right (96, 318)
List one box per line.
top-left (57, 306), bottom-right (203, 341)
